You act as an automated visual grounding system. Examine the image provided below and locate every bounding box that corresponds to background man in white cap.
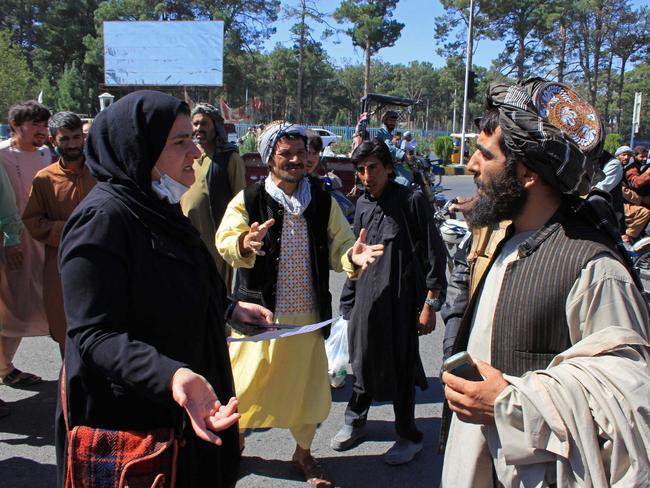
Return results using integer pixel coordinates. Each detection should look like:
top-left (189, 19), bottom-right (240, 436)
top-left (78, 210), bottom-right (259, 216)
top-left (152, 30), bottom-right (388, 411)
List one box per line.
top-left (400, 130), bottom-right (417, 153)
top-left (619, 145), bottom-right (650, 242)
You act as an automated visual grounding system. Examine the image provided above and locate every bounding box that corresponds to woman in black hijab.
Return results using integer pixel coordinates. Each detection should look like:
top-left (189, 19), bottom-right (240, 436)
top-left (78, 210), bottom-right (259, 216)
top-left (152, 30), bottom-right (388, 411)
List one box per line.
top-left (55, 91), bottom-right (272, 487)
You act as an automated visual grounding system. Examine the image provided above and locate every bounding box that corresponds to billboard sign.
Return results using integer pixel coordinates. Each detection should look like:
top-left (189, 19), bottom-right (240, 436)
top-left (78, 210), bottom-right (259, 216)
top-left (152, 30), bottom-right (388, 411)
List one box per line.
top-left (104, 21), bottom-right (223, 86)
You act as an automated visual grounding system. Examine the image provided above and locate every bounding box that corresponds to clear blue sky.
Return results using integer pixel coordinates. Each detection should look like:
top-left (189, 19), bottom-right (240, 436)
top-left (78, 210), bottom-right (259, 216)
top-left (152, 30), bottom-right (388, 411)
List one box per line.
top-left (265, 0), bottom-right (645, 69)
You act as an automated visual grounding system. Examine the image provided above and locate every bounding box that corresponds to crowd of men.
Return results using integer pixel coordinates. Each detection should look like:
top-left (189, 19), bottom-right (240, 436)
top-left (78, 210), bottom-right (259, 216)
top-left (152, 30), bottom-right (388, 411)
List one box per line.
top-left (1, 75), bottom-right (650, 488)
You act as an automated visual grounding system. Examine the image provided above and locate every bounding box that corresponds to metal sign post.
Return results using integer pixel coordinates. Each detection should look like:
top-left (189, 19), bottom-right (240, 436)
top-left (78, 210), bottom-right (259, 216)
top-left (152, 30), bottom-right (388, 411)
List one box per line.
top-left (630, 92), bottom-right (642, 148)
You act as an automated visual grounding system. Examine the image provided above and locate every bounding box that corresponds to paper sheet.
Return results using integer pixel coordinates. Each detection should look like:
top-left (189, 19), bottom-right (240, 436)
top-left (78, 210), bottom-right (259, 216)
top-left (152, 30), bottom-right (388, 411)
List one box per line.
top-left (227, 317), bottom-right (337, 342)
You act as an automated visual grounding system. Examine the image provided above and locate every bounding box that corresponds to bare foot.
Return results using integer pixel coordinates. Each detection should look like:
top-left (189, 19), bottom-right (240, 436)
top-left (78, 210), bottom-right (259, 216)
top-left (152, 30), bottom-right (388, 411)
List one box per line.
top-left (292, 445), bottom-right (332, 488)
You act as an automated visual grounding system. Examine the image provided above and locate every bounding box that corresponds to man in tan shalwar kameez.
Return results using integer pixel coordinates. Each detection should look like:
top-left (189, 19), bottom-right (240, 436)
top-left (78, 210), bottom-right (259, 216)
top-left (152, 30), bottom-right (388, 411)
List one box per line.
top-left (0, 100), bottom-right (51, 387)
top-left (23, 112), bottom-right (95, 356)
top-left (181, 103), bottom-right (246, 290)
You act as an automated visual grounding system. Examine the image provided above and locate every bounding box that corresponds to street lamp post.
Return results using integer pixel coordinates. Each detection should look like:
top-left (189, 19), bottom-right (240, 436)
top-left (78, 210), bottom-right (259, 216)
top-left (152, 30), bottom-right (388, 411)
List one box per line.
top-left (98, 92), bottom-right (115, 111)
top-left (459, 0), bottom-right (475, 166)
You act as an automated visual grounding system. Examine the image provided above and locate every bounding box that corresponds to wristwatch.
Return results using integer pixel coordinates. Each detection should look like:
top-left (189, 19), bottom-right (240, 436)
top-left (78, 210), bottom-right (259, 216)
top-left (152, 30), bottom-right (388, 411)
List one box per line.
top-left (425, 296), bottom-right (443, 312)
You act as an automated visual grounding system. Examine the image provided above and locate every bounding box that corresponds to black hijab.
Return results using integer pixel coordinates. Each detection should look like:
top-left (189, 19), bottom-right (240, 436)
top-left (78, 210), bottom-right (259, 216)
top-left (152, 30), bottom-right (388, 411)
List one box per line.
top-left (85, 90), bottom-right (202, 246)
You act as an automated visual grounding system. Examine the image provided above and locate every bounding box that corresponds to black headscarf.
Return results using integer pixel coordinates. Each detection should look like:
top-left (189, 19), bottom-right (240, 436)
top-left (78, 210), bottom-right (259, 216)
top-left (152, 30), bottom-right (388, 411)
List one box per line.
top-left (85, 90), bottom-right (202, 246)
top-left (486, 78), bottom-right (605, 196)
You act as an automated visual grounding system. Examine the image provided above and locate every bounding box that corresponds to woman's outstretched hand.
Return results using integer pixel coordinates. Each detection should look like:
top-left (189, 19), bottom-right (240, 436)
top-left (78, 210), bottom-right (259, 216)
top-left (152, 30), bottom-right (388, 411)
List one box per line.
top-left (171, 368), bottom-right (240, 445)
top-left (232, 301), bottom-right (274, 325)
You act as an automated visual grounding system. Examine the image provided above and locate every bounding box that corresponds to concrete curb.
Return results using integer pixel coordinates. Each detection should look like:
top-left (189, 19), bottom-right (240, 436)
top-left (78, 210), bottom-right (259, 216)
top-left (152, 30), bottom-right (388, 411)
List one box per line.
top-left (443, 165), bottom-right (472, 175)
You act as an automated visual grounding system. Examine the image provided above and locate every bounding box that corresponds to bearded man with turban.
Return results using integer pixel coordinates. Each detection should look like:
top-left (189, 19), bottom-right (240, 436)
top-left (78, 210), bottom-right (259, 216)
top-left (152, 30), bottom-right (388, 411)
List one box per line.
top-left (216, 121), bottom-right (384, 487)
top-left (439, 78), bottom-right (650, 487)
top-left (181, 103), bottom-right (246, 289)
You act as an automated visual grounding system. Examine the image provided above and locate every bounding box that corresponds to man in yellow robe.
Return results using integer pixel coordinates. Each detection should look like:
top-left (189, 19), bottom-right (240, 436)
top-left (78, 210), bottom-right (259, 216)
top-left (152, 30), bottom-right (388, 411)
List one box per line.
top-left (216, 122), bottom-right (383, 488)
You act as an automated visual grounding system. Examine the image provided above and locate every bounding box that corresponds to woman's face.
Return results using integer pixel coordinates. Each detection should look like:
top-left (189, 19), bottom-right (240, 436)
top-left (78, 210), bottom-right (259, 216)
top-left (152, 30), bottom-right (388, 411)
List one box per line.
top-left (152, 114), bottom-right (201, 187)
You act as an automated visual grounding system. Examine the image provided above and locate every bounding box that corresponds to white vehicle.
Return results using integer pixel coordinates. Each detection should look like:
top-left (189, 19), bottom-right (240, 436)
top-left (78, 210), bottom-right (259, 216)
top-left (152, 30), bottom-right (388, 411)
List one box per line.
top-left (312, 128), bottom-right (342, 147)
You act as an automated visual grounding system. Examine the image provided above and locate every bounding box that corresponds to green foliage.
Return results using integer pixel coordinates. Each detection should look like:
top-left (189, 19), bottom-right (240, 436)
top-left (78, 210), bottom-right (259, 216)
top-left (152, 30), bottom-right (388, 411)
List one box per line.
top-left (334, 110), bottom-right (348, 127)
top-left (56, 63), bottom-right (84, 113)
top-left (434, 0), bottom-right (493, 59)
top-left (334, 0), bottom-right (403, 55)
top-left (0, 0), bottom-right (646, 137)
top-left (334, 0), bottom-right (404, 94)
top-left (240, 133), bottom-right (257, 154)
top-left (482, 0), bottom-right (549, 80)
top-left (0, 30), bottom-right (33, 122)
top-left (433, 135), bottom-right (454, 164)
top-left (34, 76), bottom-right (57, 109)
top-left (331, 137), bottom-right (353, 155)
top-left (604, 133), bottom-right (623, 154)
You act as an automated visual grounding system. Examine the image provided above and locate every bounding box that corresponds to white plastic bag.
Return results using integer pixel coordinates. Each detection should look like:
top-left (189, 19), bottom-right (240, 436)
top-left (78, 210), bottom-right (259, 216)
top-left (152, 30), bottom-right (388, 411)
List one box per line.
top-left (325, 316), bottom-right (350, 387)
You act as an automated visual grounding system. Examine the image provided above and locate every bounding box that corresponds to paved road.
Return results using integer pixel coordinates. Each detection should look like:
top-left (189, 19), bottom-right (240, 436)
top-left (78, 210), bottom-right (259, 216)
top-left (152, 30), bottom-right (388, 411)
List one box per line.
top-left (0, 176), bottom-right (476, 488)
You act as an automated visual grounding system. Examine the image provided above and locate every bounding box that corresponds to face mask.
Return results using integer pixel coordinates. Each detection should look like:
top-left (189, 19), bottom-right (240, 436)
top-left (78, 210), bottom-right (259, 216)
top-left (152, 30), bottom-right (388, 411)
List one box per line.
top-left (151, 167), bottom-right (189, 204)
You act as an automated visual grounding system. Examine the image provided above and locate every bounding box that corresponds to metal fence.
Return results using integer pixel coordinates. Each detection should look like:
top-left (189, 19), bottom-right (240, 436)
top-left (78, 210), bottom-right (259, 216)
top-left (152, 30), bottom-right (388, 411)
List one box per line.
top-left (234, 123), bottom-right (449, 140)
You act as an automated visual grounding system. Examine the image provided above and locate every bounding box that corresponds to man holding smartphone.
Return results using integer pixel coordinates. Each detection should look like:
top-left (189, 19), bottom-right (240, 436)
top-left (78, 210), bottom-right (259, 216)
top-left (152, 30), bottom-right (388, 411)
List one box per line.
top-left (440, 79), bottom-right (650, 486)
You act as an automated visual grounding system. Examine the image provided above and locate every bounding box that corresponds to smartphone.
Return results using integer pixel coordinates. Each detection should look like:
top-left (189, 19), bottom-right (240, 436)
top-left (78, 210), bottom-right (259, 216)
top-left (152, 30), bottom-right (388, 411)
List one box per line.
top-left (441, 351), bottom-right (483, 382)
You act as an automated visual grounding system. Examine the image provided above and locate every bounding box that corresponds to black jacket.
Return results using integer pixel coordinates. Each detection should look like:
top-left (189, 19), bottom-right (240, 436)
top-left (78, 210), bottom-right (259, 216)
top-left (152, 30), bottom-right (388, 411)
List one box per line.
top-left (56, 187), bottom-right (239, 488)
top-left (234, 180), bottom-right (333, 327)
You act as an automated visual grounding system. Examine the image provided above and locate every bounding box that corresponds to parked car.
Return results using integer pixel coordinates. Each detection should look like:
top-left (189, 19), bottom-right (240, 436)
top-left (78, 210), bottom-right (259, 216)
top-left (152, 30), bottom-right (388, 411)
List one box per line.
top-left (312, 128), bottom-right (342, 147)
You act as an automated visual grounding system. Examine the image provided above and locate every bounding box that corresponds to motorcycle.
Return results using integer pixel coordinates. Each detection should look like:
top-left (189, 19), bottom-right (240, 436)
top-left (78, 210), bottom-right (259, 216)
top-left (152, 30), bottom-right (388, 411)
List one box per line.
top-left (628, 237), bottom-right (650, 303)
top-left (432, 197), bottom-right (471, 272)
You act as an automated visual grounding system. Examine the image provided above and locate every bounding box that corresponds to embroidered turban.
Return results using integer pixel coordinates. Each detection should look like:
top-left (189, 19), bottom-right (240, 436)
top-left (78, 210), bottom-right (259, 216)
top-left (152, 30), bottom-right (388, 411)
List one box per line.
top-left (486, 78), bottom-right (604, 195)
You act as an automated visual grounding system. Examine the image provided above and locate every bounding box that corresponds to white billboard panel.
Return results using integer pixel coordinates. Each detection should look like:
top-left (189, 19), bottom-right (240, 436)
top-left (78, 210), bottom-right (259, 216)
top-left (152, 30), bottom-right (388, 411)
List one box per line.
top-left (104, 21), bottom-right (223, 86)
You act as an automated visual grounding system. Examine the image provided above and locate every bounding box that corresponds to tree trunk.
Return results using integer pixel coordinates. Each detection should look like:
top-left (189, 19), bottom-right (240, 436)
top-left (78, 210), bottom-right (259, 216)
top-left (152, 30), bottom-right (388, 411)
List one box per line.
top-left (296, 0), bottom-right (306, 123)
top-left (364, 39), bottom-right (371, 97)
top-left (603, 49), bottom-right (614, 127)
top-left (590, 6), bottom-right (604, 107)
top-left (558, 22), bottom-right (566, 82)
top-left (516, 32), bottom-right (526, 80)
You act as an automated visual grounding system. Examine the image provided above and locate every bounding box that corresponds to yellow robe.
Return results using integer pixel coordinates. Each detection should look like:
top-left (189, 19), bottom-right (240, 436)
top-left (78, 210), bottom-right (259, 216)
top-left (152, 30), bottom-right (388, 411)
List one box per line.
top-left (216, 190), bottom-right (359, 429)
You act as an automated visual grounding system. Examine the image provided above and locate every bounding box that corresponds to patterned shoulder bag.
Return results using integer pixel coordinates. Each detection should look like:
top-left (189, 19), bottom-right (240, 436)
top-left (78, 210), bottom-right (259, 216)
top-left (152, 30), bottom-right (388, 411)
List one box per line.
top-left (61, 366), bottom-right (179, 488)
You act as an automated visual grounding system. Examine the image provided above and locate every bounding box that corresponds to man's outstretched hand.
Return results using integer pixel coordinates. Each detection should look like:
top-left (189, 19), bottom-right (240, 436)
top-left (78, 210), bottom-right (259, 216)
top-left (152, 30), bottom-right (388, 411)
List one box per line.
top-left (171, 368), bottom-right (240, 445)
top-left (350, 228), bottom-right (384, 270)
top-left (239, 218), bottom-right (275, 257)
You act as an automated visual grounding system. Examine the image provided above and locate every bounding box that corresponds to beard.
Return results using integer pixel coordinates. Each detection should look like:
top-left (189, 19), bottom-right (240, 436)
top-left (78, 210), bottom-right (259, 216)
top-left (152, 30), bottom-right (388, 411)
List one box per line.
top-left (464, 160), bottom-right (528, 228)
top-left (270, 163), bottom-right (305, 184)
top-left (57, 146), bottom-right (83, 161)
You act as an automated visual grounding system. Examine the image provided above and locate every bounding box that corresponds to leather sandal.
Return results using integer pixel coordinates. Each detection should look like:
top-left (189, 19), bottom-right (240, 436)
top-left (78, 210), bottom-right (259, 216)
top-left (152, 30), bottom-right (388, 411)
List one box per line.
top-left (0, 398), bottom-right (9, 418)
top-left (292, 454), bottom-right (332, 488)
top-left (0, 368), bottom-right (42, 387)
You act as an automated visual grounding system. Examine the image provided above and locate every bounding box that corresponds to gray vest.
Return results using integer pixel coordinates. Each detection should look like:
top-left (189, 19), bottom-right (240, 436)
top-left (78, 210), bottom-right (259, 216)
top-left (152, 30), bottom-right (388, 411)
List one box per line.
top-left (490, 219), bottom-right (617, 376)
top-left (439, 208), bottom-right (623, 454)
